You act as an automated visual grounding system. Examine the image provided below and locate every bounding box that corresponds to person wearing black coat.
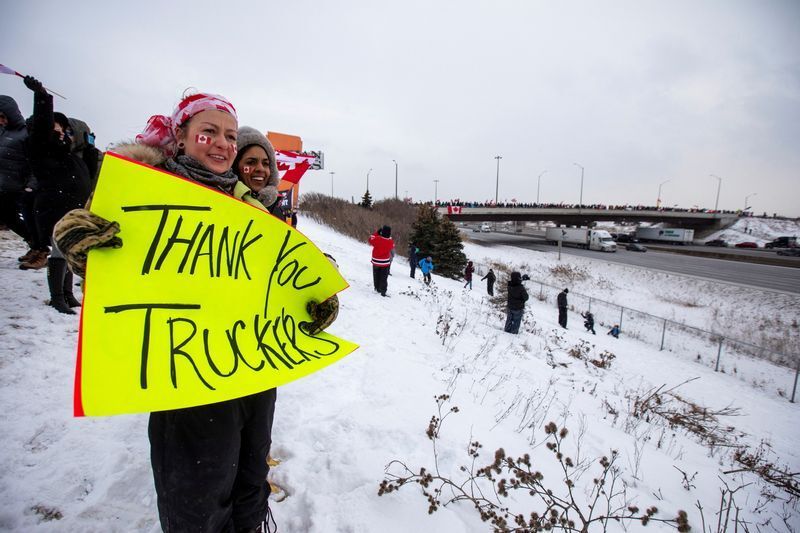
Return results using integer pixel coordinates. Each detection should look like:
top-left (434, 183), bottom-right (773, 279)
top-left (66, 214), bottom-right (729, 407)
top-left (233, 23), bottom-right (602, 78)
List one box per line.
top-left (557, 288), bottom-right (569, 329)
top-left (408, 243), bottom-right (419, 278)
top-left (23, 76), bottom-right (91, 313)
top-left (0, 95), bottom-right (32, 246)
top-left (481, 268), bottom-right (496, 296)
top-left (504, 271), bottom-right (529, 334)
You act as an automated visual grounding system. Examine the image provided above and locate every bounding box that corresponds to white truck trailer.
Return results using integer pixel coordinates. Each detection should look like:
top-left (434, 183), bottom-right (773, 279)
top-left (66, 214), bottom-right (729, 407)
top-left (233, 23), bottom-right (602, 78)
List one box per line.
top-left (545, 227), bottom-right (617, 252)
top-left (635, 227), bottom-right (694, 244)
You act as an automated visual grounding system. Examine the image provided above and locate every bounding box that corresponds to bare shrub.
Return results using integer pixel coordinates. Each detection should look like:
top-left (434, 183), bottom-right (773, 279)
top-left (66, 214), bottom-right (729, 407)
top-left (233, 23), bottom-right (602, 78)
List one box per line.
top-left (549, 264), bottom-right (589, 283)
top-left (379, 395), bottom-right (690, 532)
top-left (300, 193), bottom-right (418, 257)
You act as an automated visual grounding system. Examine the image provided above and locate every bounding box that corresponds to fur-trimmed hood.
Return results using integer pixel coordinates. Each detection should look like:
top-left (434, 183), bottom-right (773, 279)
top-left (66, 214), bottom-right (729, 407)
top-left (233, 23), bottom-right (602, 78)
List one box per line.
top-left (108, 141), bottom-right (167, 168)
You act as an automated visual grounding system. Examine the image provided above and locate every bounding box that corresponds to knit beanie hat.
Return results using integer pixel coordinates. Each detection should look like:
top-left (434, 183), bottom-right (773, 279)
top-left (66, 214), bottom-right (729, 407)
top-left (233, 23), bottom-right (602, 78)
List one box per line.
top-left (380, 225), bottom-right (392, 238)
top-left (53, 112), bottom-right (71, 134)
top-left (234, 126), bottom-right (281, 207)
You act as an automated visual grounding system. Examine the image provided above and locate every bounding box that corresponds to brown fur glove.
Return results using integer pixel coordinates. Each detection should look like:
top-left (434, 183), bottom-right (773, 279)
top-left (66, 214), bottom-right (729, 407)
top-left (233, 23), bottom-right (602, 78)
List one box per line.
top-left (53, 209), bottom-right (123, 278)
top-left (300, 253), bottom-right (340, 334)
top-left (302, 295), bottom-right (340, 335)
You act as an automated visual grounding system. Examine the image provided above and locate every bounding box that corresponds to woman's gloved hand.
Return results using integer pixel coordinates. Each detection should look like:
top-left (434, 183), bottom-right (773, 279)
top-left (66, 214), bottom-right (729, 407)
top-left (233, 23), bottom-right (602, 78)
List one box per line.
top-left (53, 209), bottom-right (123, 278)
top-left (302, 295), bottom-right (340, 335)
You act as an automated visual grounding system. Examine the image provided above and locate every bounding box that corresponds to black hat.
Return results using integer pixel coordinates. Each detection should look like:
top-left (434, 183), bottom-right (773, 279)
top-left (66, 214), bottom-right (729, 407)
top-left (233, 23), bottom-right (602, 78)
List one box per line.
top-left (380, 225), bottom-right (391, 237)
top-left (563, 288), bottom-right (569, 293)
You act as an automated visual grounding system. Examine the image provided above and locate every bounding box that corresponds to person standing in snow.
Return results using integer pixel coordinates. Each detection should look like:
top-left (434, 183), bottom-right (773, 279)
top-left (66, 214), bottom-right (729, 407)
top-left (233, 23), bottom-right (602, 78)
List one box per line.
top-left (504, 271), bottom-right (529, 334)
top-left (581, 311), bottom-right (596, 334)
top-left (481, 268), bottom-right (496, 296)
top-left (557, 288), bottom-right (569, 329)
top-left (0, 94), bottom-right (33, 253)
top-left (54, 91), bottom-right (339, 532)
top-left (22, 76), bottom-right (91, 313)
top-left (370, 225), bottom-right (394, 296)
top-left (408, 243), bottom-right (419, 278)
top-left (419, 255), bottom-right (434, 285)
top-left (463, 260), bottom-right (474, 289)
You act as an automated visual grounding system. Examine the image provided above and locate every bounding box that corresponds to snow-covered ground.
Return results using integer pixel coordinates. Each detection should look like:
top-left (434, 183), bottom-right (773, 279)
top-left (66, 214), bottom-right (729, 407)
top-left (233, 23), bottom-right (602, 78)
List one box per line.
top-left (701, 216), bottom-right (800, 247)
top-left (0, 220), bottom-right (798, 532)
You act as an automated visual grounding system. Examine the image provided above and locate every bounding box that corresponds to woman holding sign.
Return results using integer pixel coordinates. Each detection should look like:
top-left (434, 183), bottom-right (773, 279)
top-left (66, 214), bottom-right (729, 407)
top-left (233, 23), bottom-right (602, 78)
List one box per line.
top-left (55, 92), bottom-right (338, 532)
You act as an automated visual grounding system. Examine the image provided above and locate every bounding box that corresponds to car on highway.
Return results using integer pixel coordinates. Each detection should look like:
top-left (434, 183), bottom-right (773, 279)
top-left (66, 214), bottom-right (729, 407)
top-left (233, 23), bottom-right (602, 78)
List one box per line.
top-left (615, 234), bottom-right (637, 243)
top-left (704, 239), bottom-right (728, 247)
top-left (776, 248), bottom-right (800, 257)
top-left (734, 241), bottom-right (759, 248)
top-left (765, 236), bottom-right (797, 249)
top-left (626, 243), bottom-right (647, 252)
top-left (480, 223), bottom-right (492, 232)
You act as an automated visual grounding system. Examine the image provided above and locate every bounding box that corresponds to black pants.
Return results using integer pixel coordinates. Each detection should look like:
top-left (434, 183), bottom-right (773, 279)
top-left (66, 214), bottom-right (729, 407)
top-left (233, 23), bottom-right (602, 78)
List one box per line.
top-left (0, 191), bottom-right (29, 242)
top-left (373, 265), bottom-right (389, 295)
top-left (558, 307), bottom-right (568, 328)
top-left (487, 282), bottom-right (494, 296)
top-left (149, 389), bottom-right (277, 532)
top-left (409, 262), bottom-right (416, 278)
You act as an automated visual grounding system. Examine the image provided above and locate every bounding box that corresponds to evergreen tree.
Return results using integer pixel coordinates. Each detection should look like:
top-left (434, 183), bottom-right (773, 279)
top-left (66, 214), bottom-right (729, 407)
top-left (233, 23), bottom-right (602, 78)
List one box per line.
top-left (360, 189), bottom-right (373, 209)
top-left (409, 205), bottom-right (466, 279)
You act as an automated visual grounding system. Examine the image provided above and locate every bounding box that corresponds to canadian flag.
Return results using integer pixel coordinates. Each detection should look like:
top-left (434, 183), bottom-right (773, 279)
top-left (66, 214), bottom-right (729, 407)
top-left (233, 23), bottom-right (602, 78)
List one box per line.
top-left (195, 134), bottom-right (212, 145)
top-left (275, 150), bottom-right (317, 184)
top-left (447, 205), bottom-right (462, 214)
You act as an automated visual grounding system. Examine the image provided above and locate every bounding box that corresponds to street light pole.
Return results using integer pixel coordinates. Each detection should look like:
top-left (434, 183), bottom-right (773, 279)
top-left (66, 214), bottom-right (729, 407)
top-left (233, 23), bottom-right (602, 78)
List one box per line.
top-left (744, 192), bottom-right (757, 211)
top-left (494, 155), bottom-right (502, 204)
top-left (433, 179), bottom-right (439, 204)
top-left (329, 171), bottom-right (335, 196)
top-left (573, 162), bottom-right (584, 208)
top-left (710, 174), bottom-right (722, 212)
top-left (657, 179), bottom-right (671, 207)
top-left (392, 159), bottom-right (398, 199)
top-left (537, 170), bottom-right (547, 204)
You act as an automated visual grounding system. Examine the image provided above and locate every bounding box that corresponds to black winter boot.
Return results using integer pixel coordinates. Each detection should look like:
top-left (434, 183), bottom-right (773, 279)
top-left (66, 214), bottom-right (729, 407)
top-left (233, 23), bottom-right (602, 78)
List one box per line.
top-left (62, 269), bottom-right (81, 307)
top-left (47, 258), bottom-right (76, 315)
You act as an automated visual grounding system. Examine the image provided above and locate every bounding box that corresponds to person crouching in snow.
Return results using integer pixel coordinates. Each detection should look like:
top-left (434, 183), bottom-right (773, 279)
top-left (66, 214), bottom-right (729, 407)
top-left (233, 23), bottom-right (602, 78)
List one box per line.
top-left (581, 311), bottom-right (596, 334)
top-left (369, 225), bottom-right (394, 296)
top-left (608, 324), bottom-right (620, 338)
top-left (504, 271), bottom-right (529, 334)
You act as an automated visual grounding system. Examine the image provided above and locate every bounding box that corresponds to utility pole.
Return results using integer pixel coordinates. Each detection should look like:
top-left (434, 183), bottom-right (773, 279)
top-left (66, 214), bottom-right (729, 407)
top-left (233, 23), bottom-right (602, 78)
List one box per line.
top-left (710, 174), bottom-right (722, 211)
top-left (573, 162), bottom-right (584, 208)
top-left (329, 171), bottom-right (335, 196)
top-left (392, 159), bottom-right (398, 199)
top-left (433, 179), bottom-right (439, 204)
top-left (537, 170), bottom-right (547, 204)
top-left (494, 155), bottom-right (502, 204)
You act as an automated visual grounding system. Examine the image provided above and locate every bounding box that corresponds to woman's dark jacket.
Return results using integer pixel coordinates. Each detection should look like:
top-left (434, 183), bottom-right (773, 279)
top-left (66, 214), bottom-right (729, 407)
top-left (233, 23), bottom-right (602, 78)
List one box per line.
top-left (507, 278), bottom-right (529, 310)
top-left (28, 90), bottom-right (90, 237)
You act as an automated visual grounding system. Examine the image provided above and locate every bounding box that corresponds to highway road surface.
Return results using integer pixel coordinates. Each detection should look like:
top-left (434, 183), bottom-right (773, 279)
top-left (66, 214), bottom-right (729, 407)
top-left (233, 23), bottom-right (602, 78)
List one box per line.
top-left (462, 229), bottom-right (800, 294)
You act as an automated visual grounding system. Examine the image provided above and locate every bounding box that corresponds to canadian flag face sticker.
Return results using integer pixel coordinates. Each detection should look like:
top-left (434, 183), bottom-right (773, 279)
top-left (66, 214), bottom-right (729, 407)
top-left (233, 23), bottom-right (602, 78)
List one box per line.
top-left (242, 166), bottom-right (252, 174)
top-left (195, 134), bottom-right (212, 145)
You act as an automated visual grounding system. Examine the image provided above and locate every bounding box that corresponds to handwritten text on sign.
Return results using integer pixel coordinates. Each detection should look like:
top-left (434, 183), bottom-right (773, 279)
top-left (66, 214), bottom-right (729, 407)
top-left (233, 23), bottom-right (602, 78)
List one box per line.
top-left (77, 153), bottom-right (356, 416)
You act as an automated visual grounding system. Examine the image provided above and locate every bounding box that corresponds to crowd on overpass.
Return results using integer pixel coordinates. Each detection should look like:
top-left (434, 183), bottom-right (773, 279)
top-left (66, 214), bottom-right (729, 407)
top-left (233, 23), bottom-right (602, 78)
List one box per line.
top-left (422, 200), bottom-right (749, 216)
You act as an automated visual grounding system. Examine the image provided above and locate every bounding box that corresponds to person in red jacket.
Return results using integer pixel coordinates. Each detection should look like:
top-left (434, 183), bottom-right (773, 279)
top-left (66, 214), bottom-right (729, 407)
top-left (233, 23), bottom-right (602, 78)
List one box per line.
top-left (369, 225), bottom-right (394, 297)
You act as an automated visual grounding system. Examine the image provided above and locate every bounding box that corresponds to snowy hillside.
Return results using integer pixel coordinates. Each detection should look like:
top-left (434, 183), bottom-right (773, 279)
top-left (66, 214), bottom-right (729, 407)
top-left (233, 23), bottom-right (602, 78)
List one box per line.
top-left (702, 217), bottom-right (800, 246)
top-left (0, 222), bottom-right (798, 532)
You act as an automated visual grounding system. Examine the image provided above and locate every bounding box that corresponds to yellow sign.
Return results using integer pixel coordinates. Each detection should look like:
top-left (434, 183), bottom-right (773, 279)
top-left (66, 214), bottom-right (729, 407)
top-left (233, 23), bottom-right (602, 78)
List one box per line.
top-left (75, 153), bottom-right (356, 416)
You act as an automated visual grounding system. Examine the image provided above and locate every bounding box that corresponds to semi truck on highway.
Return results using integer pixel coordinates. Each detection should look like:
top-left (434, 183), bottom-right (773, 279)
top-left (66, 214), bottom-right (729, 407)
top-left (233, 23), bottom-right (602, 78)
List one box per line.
top-left (635, 227), bottom-right (694, 244)
top-left (545, 227), bottom-right (617, 252)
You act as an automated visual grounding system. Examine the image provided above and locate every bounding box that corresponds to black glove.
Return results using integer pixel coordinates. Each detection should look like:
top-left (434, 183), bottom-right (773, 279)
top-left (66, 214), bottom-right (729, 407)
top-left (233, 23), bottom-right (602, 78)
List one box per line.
top-left (23, 75), bottom-right (45, 94)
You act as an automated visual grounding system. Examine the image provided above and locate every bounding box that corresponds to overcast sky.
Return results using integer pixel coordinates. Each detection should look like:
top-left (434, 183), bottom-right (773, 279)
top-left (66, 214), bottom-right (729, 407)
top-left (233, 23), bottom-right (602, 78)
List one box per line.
top-left (4, 1), bottom-right (799, 216)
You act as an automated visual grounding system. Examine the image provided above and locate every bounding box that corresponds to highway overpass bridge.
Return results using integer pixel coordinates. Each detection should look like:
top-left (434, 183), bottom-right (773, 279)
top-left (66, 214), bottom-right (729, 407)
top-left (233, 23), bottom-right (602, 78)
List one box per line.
top-left (437, 207), bottom-right (739, 231)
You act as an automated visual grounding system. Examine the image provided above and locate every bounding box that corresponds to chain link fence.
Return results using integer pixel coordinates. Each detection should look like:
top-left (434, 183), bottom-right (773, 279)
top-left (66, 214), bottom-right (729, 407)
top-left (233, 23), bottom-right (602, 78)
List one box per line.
top-left (502, 273), bottom-right (799, 403)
